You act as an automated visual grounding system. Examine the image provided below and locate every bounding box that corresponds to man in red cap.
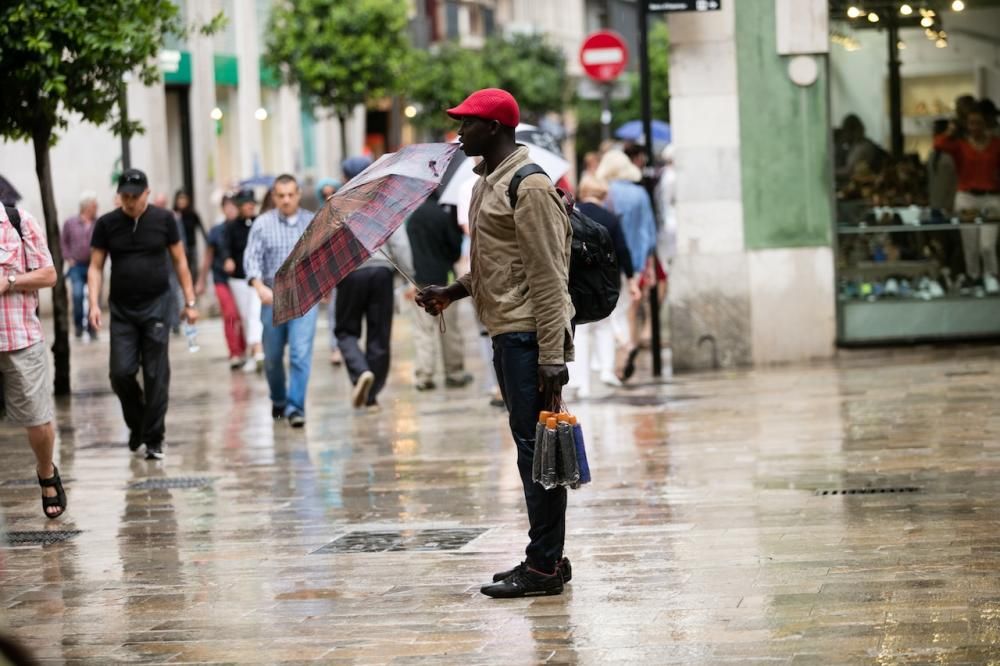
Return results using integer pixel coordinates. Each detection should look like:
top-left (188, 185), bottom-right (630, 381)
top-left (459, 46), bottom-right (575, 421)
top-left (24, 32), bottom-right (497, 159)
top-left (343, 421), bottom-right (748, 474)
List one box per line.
top-left (417, 88), bottom-right (575, 598)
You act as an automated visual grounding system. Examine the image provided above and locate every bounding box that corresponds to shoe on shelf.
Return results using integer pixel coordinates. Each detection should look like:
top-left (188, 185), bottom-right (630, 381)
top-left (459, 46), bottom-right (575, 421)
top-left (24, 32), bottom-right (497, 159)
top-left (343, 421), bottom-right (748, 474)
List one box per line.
top-left (145, 443), bottom-right (165, 460)
top-left (600, 371), bottom-right (623, 388)
top-left (480, 565), bottom-right (564, 598)
top-left (352, 370), bottom-right (375, 408)
top-left (415, 379), bottom-right (436, 392)
top-left (271, 405), bottom-right (285, 420)
top-left (444, 373), bottom-right (474, 388)
top-left (288, 412), bottom-right (306, 428)
top-left (229, 356), bottom-right (245, 370)
top-left (493, 557), bottom-right (572, 584)
top-left (128, 430), bottom-right (143, 452)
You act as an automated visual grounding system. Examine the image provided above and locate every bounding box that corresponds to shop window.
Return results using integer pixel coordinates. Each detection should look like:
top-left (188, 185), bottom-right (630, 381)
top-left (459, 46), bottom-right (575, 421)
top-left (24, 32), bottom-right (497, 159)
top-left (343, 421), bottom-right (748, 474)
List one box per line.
top-left (446, 1), bottom-right (459, 40)
top-left (483, 7), bottom-right (495, 36)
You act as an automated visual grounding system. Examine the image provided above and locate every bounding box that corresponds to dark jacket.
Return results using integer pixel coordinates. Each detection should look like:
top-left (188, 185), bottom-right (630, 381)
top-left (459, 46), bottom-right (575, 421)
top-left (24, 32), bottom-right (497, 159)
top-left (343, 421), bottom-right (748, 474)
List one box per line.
top-left (406, 197), bottom-right (463, 286)
top-left (578, 201), bottom-right (634, 279)
top-left (219, 216), bottom-right (253, 280)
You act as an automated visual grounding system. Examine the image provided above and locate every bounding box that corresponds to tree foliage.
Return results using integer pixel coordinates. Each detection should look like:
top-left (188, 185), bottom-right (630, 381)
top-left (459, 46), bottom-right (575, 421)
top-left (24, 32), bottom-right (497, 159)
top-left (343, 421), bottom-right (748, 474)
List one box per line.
top-left (0, 0), bottom-right (219, 394)
top-left (264, 0), bottom-right (411, 123)
top-left (575, 19), bottom-right (670, 157)
top-left (405, 33), bottom-right (568, 138)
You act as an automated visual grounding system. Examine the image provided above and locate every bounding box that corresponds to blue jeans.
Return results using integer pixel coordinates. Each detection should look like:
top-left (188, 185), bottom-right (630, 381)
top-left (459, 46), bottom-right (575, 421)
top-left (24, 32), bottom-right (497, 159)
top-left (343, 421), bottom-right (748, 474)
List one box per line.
top-left (492, 331), bottom-right (567, 572)
top-left (67, 264), bottom-right (90, 336)
top-left (260, 304), bottom-right (319, 416)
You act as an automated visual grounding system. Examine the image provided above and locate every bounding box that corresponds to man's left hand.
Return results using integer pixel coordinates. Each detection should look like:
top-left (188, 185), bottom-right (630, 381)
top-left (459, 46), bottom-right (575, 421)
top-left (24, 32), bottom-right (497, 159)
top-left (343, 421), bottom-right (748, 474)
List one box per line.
top-left (538, 363), bottom-right (569, 405)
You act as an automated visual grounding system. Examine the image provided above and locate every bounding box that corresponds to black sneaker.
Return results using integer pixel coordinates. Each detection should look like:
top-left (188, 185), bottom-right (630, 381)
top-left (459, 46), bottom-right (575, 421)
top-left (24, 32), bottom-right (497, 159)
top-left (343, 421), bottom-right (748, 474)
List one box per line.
top-left (272, 405), bottom-right (285, 420)
top-left (145, 444), bottom-right (164, 460)
top-left (480, 565), bottom-right (563, 598)
top-left (493, 557), bottom-right (572, 583)
top-left (288, 412), bottom-right (305, 428)
top-left (128, 431), bottom-right (143, 452)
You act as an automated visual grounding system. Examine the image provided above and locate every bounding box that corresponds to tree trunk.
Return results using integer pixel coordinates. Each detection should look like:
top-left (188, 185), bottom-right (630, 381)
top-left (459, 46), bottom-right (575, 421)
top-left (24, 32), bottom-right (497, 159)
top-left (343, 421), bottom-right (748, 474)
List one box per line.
top-left (338, 112), bottom-right (349, 167)
top-left (32, 123), bottom-right (71, 396)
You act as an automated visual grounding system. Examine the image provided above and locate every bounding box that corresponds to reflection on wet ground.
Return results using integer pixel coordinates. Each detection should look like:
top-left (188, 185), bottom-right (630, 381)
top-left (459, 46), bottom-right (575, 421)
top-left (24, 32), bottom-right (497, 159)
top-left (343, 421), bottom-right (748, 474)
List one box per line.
top-left (3, 309), bottom-right (1000, 663)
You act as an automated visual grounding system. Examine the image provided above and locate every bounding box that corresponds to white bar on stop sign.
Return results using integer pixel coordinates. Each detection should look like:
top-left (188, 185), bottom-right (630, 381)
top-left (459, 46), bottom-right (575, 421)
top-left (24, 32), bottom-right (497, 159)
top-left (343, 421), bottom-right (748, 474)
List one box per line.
top-left (582, 47), bottom-right (624, 66)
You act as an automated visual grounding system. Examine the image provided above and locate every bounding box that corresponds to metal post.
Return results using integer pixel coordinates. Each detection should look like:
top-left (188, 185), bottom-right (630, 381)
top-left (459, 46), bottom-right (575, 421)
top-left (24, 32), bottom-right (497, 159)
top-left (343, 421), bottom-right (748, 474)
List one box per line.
top-left (600, 84), bottom-right (612, 142)
top-left (887, 14), bottom-right (903, 159)
top-left (119, 82), bottom-right (131, 170)
top-left (638, 1), bottom-right (663, 378)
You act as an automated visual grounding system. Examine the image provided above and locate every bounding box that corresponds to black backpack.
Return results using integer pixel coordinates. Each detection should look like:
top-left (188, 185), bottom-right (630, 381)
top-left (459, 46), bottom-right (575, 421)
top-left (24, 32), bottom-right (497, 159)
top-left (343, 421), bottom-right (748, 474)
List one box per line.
top-left (507, 164), bottom-right (620, 325)
top-left (2, 204), bottom-right (22, 239)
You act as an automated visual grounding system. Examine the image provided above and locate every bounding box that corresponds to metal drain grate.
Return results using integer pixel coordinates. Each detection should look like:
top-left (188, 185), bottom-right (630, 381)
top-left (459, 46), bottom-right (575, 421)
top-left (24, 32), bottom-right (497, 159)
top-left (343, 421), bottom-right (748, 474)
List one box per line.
top-left (6, 530), bottom-right (82, 546)
top-left (1, 477), bottom-right (73, 487)
top-left (313, 528), bottom-right (486, 554)
top-left (816, 487), bottom-right (920, 496)
top-left (128, 477), bottom-right (216, 490)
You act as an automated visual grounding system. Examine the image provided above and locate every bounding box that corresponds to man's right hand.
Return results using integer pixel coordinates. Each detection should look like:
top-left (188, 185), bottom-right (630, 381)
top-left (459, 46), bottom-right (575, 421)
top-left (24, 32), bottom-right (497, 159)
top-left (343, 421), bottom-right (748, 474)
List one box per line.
top-left (415, 285), bottom-right (452, 316)
top-left (195, 279), bottom-right (206, 297)
top-left (256, 283), bottom-right (274, 306)
top-left (89, 307), bottom-right (102, 331)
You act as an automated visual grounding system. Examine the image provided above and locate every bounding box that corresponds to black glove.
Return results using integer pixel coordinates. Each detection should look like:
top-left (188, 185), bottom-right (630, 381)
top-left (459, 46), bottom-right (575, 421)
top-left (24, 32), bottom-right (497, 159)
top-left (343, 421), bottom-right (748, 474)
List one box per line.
top-left (538, 363), bottom-right (569, 407)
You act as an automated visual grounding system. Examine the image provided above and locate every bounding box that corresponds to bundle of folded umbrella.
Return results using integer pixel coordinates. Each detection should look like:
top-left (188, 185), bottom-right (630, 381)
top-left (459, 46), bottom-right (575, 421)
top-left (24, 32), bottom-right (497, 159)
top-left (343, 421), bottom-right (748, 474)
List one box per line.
top-left (532, 408), bottom-right (591, 490)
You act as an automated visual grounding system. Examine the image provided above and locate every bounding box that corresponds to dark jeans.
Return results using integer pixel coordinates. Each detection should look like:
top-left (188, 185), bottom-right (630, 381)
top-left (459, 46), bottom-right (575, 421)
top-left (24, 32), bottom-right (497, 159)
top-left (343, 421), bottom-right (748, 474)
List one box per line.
top-left (109, 292), bottom-right (172, 445)
top-left (335, 266), bottom-right (394, 406)
top-left (67, 264), bottom-right (91, 336)
top-left (492, 331), bottom-right (567, 573)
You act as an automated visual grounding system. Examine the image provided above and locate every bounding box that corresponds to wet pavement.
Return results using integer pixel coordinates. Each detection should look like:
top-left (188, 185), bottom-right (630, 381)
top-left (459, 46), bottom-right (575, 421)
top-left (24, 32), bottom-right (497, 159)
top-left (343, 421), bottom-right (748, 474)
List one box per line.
top-left (3, 305), bottom-right (1000, 664)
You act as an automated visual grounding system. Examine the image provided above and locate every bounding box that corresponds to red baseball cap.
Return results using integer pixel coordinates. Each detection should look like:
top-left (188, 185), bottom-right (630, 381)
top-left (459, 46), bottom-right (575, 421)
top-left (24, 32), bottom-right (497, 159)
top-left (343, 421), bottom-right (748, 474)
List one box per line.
top-left (446, 88), bottom-right (520, 128)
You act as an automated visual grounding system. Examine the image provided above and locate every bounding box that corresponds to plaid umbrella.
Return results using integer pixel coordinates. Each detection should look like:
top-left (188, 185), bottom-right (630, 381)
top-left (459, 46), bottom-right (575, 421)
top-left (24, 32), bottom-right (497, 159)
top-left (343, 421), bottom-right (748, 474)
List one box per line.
top-left (272, 142), bottom-right (459, 324)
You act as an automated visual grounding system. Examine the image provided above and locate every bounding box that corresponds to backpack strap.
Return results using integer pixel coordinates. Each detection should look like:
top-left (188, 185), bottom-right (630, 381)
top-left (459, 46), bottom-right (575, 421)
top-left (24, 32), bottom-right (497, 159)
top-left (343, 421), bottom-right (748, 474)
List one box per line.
top-left (2, 205), bottom-right (22, 240)
top-left (507, 164), bottom-right (549, 209)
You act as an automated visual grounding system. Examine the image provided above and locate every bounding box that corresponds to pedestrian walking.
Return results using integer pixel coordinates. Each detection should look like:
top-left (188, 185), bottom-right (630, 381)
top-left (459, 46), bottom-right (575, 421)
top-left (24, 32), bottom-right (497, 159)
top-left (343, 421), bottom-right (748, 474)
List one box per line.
top-left (195, 195), bottom-right (246, 368)
top-left (154, 192), bottom-right (187, 336)
top-left (243, 174), bottom-right (317, 428)
top-left (87, 168), bottom-right (199, 460)
top-left (335, 157), bottom-right (415, 411)
top-left (173, 189), bottom-right (206, 283)
top-left (417, 88), bottom-right (574, 598)
top-left (60, 191), bottom-right (98, 341)
top-left (315, 178), bottom-right (344, 366)
top-left (221, 188), bottom-right (264, 373)
top-left (0, 203), bottom-right (63, 518)
top-left (405, 192), bottom-right (471, 391)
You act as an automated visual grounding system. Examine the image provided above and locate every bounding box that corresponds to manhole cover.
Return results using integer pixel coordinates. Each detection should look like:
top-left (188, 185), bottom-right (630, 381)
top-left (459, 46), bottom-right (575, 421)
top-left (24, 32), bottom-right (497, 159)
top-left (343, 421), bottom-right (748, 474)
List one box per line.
top-left (1, 477), bottom-right (74, 487)
top-left (313, 528), bottom-right (486, 554)
top-left (6, 530), bottom-right (82, 546)
top-left (128, 477), bottom-right (216, 490)
top-left (815, 487), bottom-right (920, 496)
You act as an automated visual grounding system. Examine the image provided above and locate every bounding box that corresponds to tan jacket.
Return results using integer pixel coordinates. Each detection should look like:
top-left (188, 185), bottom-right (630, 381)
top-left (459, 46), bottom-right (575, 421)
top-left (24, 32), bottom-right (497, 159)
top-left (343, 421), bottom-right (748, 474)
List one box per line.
top-left (457, 146), bottom-right (575, 364)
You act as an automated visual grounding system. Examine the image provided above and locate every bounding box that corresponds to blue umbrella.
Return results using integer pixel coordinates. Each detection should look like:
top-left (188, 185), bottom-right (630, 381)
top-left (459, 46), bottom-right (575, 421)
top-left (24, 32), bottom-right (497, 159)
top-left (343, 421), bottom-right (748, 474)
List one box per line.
top-left (239, 175), bottom-right (276, 188)
top-left (614, 120), bottom-right (671, 144)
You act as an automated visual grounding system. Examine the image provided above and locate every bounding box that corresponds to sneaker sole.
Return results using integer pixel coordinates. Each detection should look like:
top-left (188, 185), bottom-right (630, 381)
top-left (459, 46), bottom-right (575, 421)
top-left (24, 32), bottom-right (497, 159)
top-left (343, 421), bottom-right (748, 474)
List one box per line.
top-left (145, 451), bottom-right (164, 460)
top-left (352, 372), bottom-right (375, 408)
top-left (480, 586), bottom-right (563, 599)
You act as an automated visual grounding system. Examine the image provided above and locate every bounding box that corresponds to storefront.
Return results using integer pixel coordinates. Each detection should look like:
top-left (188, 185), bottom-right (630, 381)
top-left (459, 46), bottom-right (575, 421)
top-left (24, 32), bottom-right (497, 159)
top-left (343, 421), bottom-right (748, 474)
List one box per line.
top-left (829, 0), bottom-right (1000, 344)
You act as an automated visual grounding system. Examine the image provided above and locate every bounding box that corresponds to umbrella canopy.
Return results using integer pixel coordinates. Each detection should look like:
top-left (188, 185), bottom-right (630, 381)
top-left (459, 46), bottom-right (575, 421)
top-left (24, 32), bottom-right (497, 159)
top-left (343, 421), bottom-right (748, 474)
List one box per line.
top-left (0, 175), bottom-right (21, 204)
top-left (272, 142), bottom-right (459, 324)
top-left (239, 175), bottom-right (276, 188)
top-left (439, 143), bottom-right (569, 206)
top-left (614, 119), bottom-right (671, 144)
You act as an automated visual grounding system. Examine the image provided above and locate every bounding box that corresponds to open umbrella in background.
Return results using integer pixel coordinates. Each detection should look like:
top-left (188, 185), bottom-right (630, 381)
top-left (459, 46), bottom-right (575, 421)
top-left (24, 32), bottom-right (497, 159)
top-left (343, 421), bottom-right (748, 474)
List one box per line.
top-left (271, 142), bottom-right (459, 324)
top-left (439, 124), bottom-right (570, 206)
top-left (614, 119), bottom-right (671, 144)
top-left (0, 175), bottom-right (21, 204)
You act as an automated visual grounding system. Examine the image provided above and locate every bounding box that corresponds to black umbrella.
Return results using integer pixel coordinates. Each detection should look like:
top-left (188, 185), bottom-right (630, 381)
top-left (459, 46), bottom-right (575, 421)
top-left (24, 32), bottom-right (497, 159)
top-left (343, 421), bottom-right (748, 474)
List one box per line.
top-left (0, 175), bottom-right (21, 204)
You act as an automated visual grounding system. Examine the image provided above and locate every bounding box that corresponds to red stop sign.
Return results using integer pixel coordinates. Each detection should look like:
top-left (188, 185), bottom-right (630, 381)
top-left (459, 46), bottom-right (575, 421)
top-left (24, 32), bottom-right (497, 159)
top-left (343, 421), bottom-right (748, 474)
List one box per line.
top-left (579, 30), bottom-right (629, 83)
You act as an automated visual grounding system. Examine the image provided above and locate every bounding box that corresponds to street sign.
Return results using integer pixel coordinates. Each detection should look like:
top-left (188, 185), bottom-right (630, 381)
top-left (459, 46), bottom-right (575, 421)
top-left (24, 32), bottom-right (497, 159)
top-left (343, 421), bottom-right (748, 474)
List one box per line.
top-left (577, 78), bottom-right (632, 101)
top-left (648, 0), bottom-right (720, 12)
top-left (579, 30), bottom-right (629, 83)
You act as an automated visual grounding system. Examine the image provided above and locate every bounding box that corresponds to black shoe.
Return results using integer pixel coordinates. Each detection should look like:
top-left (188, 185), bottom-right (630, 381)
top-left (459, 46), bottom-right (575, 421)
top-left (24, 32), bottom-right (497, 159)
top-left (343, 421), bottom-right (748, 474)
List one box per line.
top-left (480, 565), bottom-right (563, 598)
top-left (415, 379), bottom-right (436, 391)
top-left (288, 411), bottom-right (305, 428)
top-left (272, 405), bottom-right (285, 420)
top-left (128, 431), bottom-right (143, 452)
top-left (145, 444), bottom-right (164, 460)
top-left (622, 347), bottom-right (640, 381)
top-left (445, 373), bottom-right (473, 388)
top-left (493, 557), bottom-right (572, 583)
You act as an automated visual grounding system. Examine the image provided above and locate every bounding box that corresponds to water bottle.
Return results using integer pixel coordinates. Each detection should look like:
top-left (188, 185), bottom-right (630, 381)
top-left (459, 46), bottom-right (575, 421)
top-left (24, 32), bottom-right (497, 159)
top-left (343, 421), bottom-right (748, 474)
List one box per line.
top-left (183, 322), bottom-right (200, 353)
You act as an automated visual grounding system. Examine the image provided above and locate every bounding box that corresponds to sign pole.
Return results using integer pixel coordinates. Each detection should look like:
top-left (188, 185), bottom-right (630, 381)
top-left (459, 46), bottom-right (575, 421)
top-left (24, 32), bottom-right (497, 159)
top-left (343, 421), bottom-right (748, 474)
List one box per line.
top-left (638, 1), bottom-right (663, 378)
top-left (600, 84), bottom-right (612, 142)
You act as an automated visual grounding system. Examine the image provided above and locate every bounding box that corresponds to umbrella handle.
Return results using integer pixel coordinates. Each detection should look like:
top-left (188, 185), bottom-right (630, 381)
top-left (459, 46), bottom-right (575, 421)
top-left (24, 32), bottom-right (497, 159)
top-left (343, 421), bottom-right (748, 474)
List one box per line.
top-left (378, 248), bottom-right (447, 334)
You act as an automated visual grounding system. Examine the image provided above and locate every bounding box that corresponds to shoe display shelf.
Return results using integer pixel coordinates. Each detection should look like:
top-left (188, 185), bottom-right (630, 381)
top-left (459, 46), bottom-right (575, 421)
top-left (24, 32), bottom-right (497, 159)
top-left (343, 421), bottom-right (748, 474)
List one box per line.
top-left (836, 218), bottom-right (1000, 345)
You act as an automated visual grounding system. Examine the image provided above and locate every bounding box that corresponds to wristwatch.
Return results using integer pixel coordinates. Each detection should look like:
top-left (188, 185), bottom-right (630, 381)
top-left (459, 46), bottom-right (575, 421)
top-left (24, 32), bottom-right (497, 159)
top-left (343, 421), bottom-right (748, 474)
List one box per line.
top-left (6, 274), bottom-right (15, 288)
top-left (186, 300), bottom-right (197, 309)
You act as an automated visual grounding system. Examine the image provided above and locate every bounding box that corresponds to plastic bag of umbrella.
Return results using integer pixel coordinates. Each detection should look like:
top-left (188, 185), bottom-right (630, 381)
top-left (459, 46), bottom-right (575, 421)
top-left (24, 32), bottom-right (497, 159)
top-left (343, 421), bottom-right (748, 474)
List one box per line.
top-left (531, 404), bottom-right (591, 490)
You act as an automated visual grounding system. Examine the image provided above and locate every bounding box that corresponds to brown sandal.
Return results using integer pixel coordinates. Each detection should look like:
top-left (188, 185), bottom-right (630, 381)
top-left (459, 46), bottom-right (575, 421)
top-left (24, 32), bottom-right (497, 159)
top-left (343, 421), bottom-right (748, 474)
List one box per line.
top-left (38, 465), bottom-right (67, 519)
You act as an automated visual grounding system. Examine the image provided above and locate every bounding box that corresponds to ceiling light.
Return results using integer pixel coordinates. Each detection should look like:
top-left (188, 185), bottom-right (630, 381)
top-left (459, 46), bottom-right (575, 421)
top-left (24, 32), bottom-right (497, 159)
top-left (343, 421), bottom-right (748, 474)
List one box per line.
top-left (898, 40), bottom-right (907, 49)
top-left (404, 105), bottom-right (418, 118)
top-left (868, 11), bottom-right (880, 22)
top-left (847, 5), bottom-right (863, 18)
top-left (936, 37), bottom-right (948, 47)
top-left (210, 107), bottom-right (223, 121)
top-left (254, 107), bottom-right (268, 121)
top-left (900, 3), bottom-right (913, 15)
top-left (921, 15), bottom-right (934, 26)
top-left (952, 0), bottom-right (965, 10)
